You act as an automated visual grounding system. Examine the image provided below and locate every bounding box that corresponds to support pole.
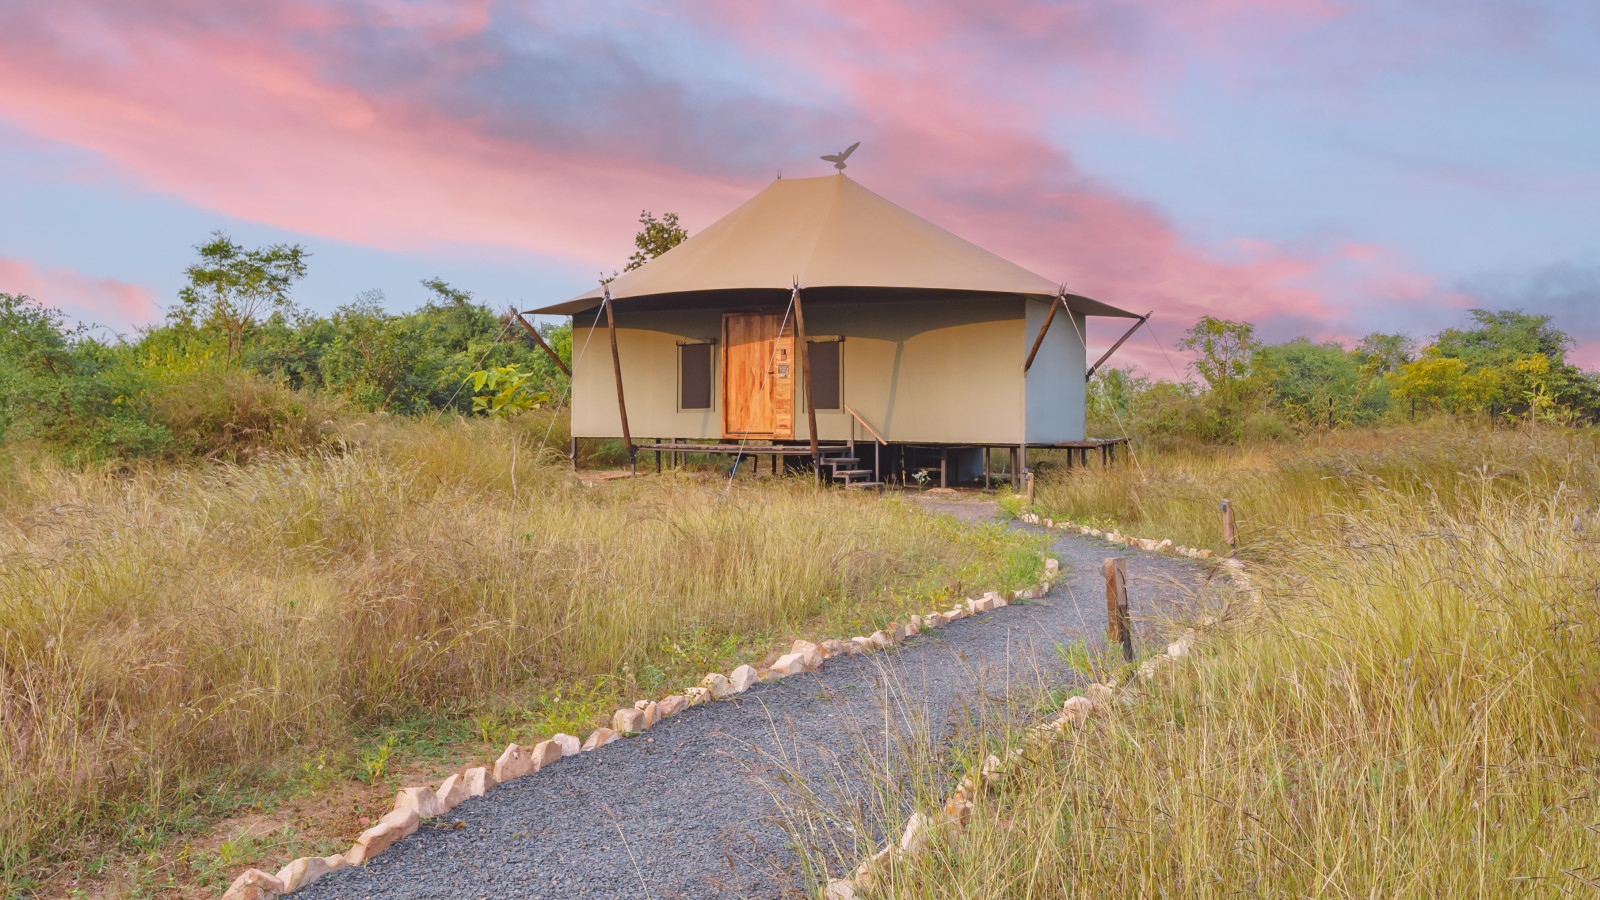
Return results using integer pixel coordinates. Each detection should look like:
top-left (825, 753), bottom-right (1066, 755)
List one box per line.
top-left (1023, 293), bottom-right (1064, 373)
top-left (514, 313), bottom-right (570, 376)
top-left (1104, 557), bottom-right (1133, 662)
top-left (602, 288), bottom-right (634, 464)
top-left (1085, 310), bottom-right (1154, 379)
top-left (791, 284), bottom-right (821, 470)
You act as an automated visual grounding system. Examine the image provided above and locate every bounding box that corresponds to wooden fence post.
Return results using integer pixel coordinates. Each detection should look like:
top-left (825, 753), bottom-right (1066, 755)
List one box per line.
top-left (1024, 471), bottom-right (1035, 505)
top-left (1104, 557), bottom-right (1132, 661)
top-left (1220, 498), bottom-right (1237, 553)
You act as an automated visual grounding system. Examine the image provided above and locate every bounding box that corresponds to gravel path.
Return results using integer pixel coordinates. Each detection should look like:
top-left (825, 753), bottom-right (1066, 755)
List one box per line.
top-left (299, 505), bottom-right (1199, 900)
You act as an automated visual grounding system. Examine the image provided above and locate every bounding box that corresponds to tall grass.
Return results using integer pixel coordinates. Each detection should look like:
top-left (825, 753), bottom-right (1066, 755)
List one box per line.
top-left (1032, 425), bottom-right (1600, 558)
top-left (0, 415), bottom-right (1038, 892)
top-left (829, 427), bottom-right (1600, 897)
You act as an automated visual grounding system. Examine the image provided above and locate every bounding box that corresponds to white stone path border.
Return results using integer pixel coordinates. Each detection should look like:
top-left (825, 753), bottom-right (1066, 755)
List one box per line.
top-left (218, 560), bottom-right (1066, 900)
top-left (821, 511), bottom-right (1259, 899)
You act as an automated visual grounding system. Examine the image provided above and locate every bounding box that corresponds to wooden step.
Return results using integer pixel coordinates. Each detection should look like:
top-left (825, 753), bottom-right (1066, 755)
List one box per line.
top-left (825, 457), bottom-right (860, 467)
top-left (843, 481), bottom-right (883, 489)
top-left (831, 469), bottom-right (874, 479)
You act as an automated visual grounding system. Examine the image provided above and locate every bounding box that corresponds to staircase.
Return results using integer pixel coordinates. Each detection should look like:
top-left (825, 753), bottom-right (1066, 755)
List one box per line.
top-left (823, 454), bottom-right (881, 490)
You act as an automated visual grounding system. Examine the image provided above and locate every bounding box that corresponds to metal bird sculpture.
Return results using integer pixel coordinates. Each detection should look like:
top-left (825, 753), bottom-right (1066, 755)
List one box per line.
top-left (821, 142), bottom-right (860, 172)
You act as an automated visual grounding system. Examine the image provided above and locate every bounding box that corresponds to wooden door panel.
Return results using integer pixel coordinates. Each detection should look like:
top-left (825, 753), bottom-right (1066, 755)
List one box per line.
top-left (723, 312), bottom-right (793, 439)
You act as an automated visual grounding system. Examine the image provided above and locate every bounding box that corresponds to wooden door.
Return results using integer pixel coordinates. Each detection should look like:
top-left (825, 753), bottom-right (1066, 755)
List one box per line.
top-left (723, 311), bottom-right (794, 439)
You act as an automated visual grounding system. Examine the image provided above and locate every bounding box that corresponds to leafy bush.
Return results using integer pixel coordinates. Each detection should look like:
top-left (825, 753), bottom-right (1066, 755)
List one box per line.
top-left (150, 370), bottom-right (342, 459)
top-left (0, 293), bottom-right (171, 461)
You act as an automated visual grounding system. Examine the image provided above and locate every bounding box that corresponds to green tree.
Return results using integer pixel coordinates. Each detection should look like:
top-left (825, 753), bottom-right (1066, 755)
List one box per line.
top-left (1353, 332), bottom-right (1416, 376)
top-left (1258, 338), bottom-right (1388, 428)
top-left (176, 231), bottom-right (309, 360)
top-left (1177, 316), bottom-right (1262, 394)
top-left (626, 211), bottom-right (689, 271)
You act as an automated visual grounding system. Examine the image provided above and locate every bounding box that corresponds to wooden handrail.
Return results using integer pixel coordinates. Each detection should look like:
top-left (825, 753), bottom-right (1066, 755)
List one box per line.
top-left (843, 404), bottom-right (887, 445)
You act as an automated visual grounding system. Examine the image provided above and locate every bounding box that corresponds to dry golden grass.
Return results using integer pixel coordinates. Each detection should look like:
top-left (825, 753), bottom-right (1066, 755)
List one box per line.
top-left (0, 415), bottom-right (1040, 895)
top-left (811, 427), bottom-right (1600, 897)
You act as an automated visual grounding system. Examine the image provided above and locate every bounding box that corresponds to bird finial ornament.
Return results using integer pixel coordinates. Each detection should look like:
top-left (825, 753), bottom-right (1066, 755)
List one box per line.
top-left (821, 141), bottom-right (860, 172)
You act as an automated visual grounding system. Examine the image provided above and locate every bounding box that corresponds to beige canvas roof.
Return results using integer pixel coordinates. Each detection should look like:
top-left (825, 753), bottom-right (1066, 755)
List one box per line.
top-left (529, 174), bottom-right (1137, 317)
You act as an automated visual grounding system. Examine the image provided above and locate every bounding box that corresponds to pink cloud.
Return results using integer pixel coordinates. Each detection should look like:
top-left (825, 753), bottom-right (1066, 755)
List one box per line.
top-left (0, 257), bottom-right (158, 334)
top-left (0, 0), bottom-right (1484, 377)
top-left (0, 2), bottom-right (752, 267)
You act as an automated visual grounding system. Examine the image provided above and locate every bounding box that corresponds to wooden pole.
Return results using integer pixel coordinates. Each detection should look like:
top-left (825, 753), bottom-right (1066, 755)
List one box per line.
top-left (601, 288), bottom-right (634, 464)
top-left (1104, 557), bottom-right (1132, 661)
top-left (513, 313), bottom-right (570, 376)
top-left (791, 285), bottom-right (821, 468)
top-left (1085, 310), bottom-right (1154, 379)
top-left (1220, 499), bottom-right (1237, 553)
top-left (1023, 294), bottom-right (1062, 372)
top-left (1025, 471), bottom-right (1036, 505)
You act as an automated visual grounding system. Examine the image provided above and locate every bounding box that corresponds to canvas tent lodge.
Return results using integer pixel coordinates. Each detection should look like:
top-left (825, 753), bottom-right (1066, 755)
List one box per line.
top-left (525, 172), bottom-right (1148, 488)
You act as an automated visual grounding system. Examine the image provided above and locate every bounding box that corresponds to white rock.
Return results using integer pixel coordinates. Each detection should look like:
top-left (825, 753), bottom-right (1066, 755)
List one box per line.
top-left (701, 672), bottom-right (734, 699)
top-left (1090, 529), bottom-right (1102, 537)
top-left (435, 773), bottom-right (468, 812)
top-left (581, 727), bottom-right (619, 750)
top-left (394, 785), bottom-right (443, 819)
top-left (552, 733), bottom-right (582, 756)
top-left (1044, 558), bottom-right (1060, 573)
top-left (869, 630), bottom-right (894, 649)
top-left (1061, 695), bottom-right (1096, 725)
top-left (790, 640), bottom-right (823, 669)
top-left (770, 652), bottom-right (807, 676)
top-left (684, 687), bottom-right (711, 706)
top-left (946, 607), bottom-right (968, 621)
top-left (1166, 631), bottom-right (1195, 659)
top-left (275, 855), bottom-right (343, 893)
top-left (462, 766), bottom-right (496, 796)
top-left (923, 612), bottom-right (949, 628)
top-left (818, 639), bottom-right (849, 659)
top-left (850, 636), bottom-right (876, 652)
top-left (656, 695), bottom-right (688, 718)
top-left (493, 743), bottom-right (533, 783)
top-left (612, 707), bottom-right (647, 733)
top-left (634, 699), bottom-right (660, 728)
top-left (1157, 539), bottom-right (1174, 552)
top-left (529, 739), bottom-right (563, 771)
top-left (1197, 548), bottom-right (1213, 558)
top-left (223, 868), bottom-right (285, 900)
top-left (824, 878), bottom-right (859, 900)
top-left (898, 812), bottom-right (929, 855)
top-left (1085, 683), bottom-right (1116, 706)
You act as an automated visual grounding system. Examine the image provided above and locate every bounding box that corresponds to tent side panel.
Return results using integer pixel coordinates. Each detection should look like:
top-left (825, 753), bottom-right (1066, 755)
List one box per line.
top-left (1023, 304), bottom-right (1087, 443)
top-left (801, 296), bottom-right (1025, 444)
top-left (571, 297), bottom-right (1027, 444)
top-left (571, 309), bottom-right (725, 440)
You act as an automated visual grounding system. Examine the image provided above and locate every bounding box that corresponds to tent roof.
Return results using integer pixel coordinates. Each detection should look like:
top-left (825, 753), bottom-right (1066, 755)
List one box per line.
top-left (529, 174), bottom-right (1137, 318)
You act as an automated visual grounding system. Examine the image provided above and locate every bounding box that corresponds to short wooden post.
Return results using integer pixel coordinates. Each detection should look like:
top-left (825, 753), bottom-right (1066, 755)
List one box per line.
top-left (1104, 557), bottom-right (1132, 661)
top-left (1024, 471), bottom-right (1035, 505)
top-left (1220, 499), bottom-right (1237, 552)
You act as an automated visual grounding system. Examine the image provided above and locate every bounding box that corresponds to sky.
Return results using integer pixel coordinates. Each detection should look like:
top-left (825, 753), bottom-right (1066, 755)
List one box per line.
top-left (1, 0), bottom-right (1597, 373)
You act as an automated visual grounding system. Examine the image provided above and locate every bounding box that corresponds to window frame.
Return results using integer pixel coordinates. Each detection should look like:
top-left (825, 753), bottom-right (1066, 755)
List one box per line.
top-left (804, 335), bottom-right (844, 412)
top-left (676, 339), bottom-right (717, 412)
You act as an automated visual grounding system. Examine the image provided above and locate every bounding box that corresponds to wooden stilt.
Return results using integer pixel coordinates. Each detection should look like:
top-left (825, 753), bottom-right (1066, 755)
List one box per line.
top-left (940, 448), bottom-right (948, 488)
top-left (983, 447), bottom-right (991, 489)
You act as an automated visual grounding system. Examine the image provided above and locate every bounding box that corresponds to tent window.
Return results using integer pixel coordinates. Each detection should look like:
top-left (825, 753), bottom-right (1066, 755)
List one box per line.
top-left (807, 338), bottom-right (842, 410)
top-left (679, 342), bottom-right (713, 410)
